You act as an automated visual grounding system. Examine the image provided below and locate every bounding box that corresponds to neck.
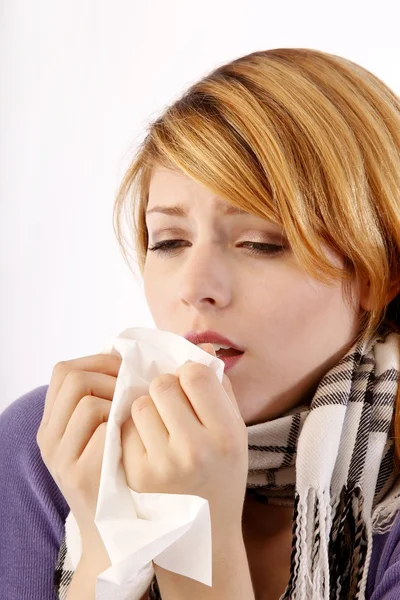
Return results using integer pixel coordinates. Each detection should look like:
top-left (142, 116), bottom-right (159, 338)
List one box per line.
top-left (242, 493), bottom-right (294, 538)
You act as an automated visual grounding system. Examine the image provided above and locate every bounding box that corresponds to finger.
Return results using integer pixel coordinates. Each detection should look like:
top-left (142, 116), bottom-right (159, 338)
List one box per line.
top-left (58, 395), bottom-right (112, 464)
top-left (120, 414), bottom-right (148, 480)
top-left (145, 374), bottom-right (203, 446)
top-left (176, 361), bottom-right (241, 430)
top-left (41, 353), bottom-right (122, 428)
top-left (129, 393), bottom-right (170, 458)
top-left (77, 421), bottom-right (108, 490)
top-left (41, 370), bottom-right (117, 446)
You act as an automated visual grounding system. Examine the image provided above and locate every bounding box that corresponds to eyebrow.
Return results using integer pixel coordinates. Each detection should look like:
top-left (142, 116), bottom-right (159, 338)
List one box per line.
top-left (146, 201), bottom-right (248, 217)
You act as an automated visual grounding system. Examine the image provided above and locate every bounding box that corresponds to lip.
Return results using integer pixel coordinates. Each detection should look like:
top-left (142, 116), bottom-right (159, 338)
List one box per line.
top-left (215, 352), bottom-right (244, 372)
top-left (184, 330), bottom-right (245, 352)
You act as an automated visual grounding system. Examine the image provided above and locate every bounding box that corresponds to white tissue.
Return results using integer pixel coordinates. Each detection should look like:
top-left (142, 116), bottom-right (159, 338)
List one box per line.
top-left (66, 327), bottom-right (226, 600)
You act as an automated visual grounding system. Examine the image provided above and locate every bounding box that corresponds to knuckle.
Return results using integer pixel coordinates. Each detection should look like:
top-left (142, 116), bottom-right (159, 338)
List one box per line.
top-left (53, 360), bottom-right (67, 371)
top-left (97, 421), bottom-right (108, 433)
top-left (131, 395), bottom-right (152, 413)
top-left (78, 394), bottom-right (98, 412)
top-left (91, 421), bottom-right (108, 444)
top-left (65, 369), bottom-right (86, 387)
top-left (36, 426), bottom-right (44, 446)
top-left (52, 361), bottom-right (69, 380)
top-left (51, 361), bottom-right (70, 381)
top-left (149, 373), bottom-right (177, 394)
top-left (36, 427), bottom-right (52, 457)
top-left (37, 435), bottom-right (51, 460)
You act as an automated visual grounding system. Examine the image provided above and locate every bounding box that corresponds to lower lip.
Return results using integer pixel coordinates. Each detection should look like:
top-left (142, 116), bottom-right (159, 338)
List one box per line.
top-left (217, 352), bottom-right (244, 371)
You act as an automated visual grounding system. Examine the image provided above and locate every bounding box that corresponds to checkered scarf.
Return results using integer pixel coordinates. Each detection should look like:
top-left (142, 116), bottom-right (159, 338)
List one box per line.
top-left (54, 324), bottom-right (400, 600)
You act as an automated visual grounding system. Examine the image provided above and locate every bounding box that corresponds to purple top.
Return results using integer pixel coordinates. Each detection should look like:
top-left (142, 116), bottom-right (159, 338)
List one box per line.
top-left (1, 385), bottom-right (400, 599)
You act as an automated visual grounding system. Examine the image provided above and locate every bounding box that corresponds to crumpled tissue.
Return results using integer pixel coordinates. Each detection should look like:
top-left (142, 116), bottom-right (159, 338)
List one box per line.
top-left (65, 326), bottom-right (226, 599)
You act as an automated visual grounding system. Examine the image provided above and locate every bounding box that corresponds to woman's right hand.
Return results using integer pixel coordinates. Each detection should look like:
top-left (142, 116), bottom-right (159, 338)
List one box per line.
top-left (36, 352), bottom-right (122, 549)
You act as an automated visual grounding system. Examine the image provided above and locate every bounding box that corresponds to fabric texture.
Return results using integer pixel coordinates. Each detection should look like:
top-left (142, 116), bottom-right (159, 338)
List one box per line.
top-left (54, 324), bottom-right (400, 599)
top-left (0, 385), bottom-right (70, 600)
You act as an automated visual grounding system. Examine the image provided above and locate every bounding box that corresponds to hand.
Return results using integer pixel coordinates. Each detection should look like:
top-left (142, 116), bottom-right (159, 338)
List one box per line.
top-left (36, 352), bottom-right (122, 553)
top-left (120, 344), bottom-right (248, 529)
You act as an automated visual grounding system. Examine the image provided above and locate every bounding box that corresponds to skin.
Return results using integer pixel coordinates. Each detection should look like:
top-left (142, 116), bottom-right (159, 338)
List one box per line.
top-left (144, 166), bottom-right (371, 428)
top-left (142, 166), bottom-right (396, 593)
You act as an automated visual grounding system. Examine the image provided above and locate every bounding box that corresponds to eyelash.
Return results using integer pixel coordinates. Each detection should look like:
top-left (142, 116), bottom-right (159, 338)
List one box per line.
top-left (147, 240), bottom-right (285, 257)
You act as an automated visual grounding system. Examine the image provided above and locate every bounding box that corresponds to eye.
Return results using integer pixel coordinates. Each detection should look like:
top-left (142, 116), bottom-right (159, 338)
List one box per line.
top-left (147, 240), bottom-right (285, 257)
top-left (240, 242), bottom-right (285, 256)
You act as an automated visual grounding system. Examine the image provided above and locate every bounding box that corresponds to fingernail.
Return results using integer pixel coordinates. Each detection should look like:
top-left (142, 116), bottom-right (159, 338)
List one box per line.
top-left (199, 343), bottom-right (216, 355)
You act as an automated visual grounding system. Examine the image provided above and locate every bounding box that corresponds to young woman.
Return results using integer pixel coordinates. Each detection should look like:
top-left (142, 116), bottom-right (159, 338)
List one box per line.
top-left (1, 47), bottom-right (399, 600)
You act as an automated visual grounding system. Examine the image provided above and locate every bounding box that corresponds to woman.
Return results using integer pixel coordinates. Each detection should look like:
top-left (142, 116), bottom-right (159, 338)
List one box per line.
top-left (1, 47), bottom-right (399, 600)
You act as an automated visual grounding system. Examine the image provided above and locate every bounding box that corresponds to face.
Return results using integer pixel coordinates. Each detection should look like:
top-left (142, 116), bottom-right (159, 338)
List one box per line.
top-left (143, 166), bottom-right (366, 425)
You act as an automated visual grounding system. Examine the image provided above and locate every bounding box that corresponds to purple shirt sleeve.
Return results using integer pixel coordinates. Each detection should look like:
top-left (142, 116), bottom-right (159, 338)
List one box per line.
top-left (0, 386), bottom-right (70, 600)
top-left (367, 511), bottom-right (400, 599)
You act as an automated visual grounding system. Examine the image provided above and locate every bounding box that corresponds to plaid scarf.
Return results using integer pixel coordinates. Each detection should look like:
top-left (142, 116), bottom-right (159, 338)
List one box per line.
top-left (54, 324), bottom-right (400, 600)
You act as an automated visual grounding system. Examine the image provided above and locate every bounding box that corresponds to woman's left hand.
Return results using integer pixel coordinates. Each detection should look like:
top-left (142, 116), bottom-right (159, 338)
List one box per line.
top-left (120, 343), bottom-right (248, 530)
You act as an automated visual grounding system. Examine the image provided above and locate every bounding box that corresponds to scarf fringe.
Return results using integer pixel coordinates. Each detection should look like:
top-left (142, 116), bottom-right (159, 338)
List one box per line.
top-left (372, 492), bottom-right (400, 534)
top-left (281, 485), bottom-right (373, 600)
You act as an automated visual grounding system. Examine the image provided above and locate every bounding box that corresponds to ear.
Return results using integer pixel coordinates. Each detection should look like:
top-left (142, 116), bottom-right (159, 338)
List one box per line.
top-left (359, 277), bottom-right (400, 311)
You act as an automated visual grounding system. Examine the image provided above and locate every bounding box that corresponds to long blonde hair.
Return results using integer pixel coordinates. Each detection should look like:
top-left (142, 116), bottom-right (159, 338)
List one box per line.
top-left (112, 47), bottom-right (400, 462)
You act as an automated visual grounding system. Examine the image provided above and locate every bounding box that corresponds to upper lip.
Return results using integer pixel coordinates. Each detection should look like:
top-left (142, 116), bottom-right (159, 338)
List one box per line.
top-left (184, 330), bottom-right (245, 352)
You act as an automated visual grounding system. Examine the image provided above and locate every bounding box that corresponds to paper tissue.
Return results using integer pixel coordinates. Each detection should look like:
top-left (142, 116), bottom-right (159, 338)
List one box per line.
top-left (64, 327), bottom-right (226, 599)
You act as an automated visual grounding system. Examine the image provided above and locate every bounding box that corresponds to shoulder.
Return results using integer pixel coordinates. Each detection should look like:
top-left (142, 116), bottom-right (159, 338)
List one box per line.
top-left (0, 385), bottom-right (50, 472)
top-left (0, 384), bottom-right (49, 464)
top-left (0, 383), bottom-right (48, 439)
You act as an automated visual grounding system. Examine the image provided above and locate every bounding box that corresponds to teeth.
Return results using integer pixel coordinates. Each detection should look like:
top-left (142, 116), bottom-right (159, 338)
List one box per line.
top-left (210, 343), bottom-right (231, 352)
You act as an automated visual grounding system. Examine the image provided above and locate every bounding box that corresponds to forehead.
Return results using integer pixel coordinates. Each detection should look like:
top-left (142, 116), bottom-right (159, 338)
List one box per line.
top-left (147, 167), bottom-right (249, 216)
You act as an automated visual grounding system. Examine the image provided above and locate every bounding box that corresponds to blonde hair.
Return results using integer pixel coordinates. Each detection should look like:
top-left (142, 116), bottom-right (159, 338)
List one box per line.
top-left (112, 47), bottom-right (400, 462)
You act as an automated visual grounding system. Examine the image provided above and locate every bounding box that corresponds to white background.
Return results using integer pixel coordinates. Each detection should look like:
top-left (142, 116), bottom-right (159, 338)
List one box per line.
top-left (1, 0), bottom-right (399, 411)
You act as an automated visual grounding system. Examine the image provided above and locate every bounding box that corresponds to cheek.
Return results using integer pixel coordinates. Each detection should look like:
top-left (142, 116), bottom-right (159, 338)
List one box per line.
top-left (245, 268), bottom-right (314, 323)
top-left (143, 261), bottom-right (174, 326)
top-left (282, 278), bottom-right (357, 343)
top-left (253, 270), bottom-right (346, 334)
top-left (143, 262), bottom-right (160, 308)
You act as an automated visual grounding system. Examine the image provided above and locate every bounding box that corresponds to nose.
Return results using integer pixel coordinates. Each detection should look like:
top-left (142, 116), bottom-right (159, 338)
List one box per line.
top-left (178, 242), bottom-right (233, 310)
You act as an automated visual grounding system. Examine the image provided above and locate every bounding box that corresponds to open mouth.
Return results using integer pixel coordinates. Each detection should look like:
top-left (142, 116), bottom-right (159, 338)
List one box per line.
top-left (214, 348), bottom-right (245, 371)
top-left (216, 347), bottom-right (244, 358)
